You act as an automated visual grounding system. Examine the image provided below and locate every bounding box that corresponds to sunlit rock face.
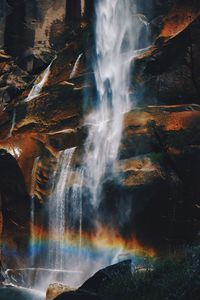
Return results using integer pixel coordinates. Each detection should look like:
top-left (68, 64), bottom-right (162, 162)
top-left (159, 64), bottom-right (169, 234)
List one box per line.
top-left (46, 283), bottom-right (75, 300)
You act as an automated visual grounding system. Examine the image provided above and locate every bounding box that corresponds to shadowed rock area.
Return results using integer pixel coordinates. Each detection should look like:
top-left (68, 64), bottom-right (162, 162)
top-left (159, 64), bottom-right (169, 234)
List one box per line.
top-left (0, 149), bottom-right (30, 269)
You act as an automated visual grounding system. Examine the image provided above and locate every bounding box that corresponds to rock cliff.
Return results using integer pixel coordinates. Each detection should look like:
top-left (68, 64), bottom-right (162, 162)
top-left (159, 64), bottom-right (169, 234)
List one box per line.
top-left (0, 0), bottom-right (200, 266)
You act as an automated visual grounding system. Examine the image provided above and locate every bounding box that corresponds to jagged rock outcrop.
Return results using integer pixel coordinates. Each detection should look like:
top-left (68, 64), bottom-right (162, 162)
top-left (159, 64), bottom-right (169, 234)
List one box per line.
top-left (133, 0), bottom-right (200, 104)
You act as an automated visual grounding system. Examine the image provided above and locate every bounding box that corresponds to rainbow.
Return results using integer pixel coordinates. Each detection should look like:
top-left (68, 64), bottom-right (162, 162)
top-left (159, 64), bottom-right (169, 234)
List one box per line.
top-left (29, 225), bottom-right (155, 263)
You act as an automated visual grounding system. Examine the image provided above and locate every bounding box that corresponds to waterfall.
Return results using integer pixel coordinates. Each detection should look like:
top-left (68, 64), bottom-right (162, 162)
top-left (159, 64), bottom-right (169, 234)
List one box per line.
top-left (84, 0), bottom-right (137, 206)
top-left (30, 147), bottom-right (87, 289)
top-left (48, 148), bottom-right (76, 271)
top-left (25, 0), bottom-right (148, 292)
top-left (25, 58), bottom-right (55, 102)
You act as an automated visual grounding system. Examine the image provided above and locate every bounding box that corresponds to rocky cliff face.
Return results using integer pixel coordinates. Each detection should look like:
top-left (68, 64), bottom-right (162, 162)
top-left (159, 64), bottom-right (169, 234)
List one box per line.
top-left (0, 0), bottom-right (200, 264)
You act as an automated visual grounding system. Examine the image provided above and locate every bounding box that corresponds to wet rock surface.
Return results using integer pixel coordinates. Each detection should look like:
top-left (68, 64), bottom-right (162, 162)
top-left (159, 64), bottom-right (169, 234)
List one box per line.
top-left (0, 0), bottom-right (200, 268)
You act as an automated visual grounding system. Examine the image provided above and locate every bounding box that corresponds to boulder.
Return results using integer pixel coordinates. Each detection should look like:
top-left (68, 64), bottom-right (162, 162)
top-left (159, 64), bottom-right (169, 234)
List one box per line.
top-left (80, 260), bottom-right (132, 293)
top-left (46, 283), bottom-right (75, 300)
top-left (55, 261), bottom-right (132, 300)
top-left (55, 291), bottom-right (101, 300)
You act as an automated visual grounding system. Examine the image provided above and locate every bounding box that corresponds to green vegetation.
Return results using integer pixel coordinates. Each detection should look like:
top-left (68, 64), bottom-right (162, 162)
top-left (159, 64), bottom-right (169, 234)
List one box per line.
top-left (101, 247), bottom-right (200, 300)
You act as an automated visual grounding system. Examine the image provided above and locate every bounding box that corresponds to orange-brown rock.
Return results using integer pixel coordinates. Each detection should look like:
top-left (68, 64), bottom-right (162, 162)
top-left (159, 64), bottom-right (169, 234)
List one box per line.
top-left (159, 0), bottom-right (200, 42)
top-left (46, 283), bottom-right (75, 300)
top-left (12, 83), bottom-right (83, 135)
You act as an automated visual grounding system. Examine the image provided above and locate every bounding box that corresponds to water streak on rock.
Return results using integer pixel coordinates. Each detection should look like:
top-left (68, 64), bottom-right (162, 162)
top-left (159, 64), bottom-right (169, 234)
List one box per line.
top-left (25, 58), bottom-right (56, 102)
top-left (69, 53), bottom-right (83, 79)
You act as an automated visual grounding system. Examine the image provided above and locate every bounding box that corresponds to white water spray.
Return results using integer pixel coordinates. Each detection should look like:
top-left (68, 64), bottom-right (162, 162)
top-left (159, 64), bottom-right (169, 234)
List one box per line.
top-left (84, 0), bottom-right (138, 206)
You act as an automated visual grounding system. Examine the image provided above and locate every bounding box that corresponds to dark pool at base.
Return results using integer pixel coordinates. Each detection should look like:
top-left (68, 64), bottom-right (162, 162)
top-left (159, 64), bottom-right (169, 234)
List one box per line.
top-left (0, 287), bottom-right (44, 300)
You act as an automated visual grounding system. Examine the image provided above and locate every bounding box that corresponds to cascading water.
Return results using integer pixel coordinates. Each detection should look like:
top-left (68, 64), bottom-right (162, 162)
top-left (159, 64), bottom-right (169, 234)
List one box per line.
top-left (48, 147), bottom-right (76, 271)
top-left (84, 0), bottom-right (137, 206)
top-left (28, 148), bottom-right (85, 290)
top-left (26, 0), bottom-right (148, 292)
